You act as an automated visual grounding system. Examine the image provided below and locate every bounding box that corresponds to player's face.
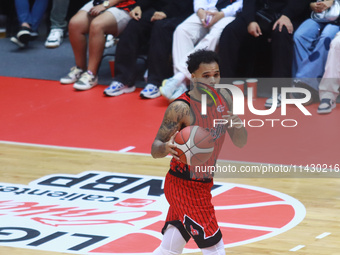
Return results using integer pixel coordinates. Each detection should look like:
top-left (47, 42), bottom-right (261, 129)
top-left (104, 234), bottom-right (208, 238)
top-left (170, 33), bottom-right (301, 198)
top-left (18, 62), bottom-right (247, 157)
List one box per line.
top-left (191, 62), bottom-right (220, 90)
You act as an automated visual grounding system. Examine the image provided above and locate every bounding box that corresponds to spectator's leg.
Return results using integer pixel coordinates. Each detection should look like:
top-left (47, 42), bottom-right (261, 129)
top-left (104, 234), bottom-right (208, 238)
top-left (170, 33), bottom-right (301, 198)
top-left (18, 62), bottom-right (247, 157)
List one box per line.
top-left (295, 22), bottom-right (339, 90)
top-left (28, 0), bottom-right (50, 32)
top-left (172, 13), bottom-right (207, 76)
top-left (14, 0), bottom-right (30, 26)
top-left (68, 9), bottom-right (92, 70)
top-left (147, 17), bottom-right (185, 87)
top-left (218, 17), bottom-right (250, 78)
top-left (271, 25), bottom-right (294, 78)
top-left (113, 9), bottom-right (154, 86)
top-left (87, 11), bottom-right (120, 76)
top-left (50, 0), bottom-right (70, 30)
top-left (319, 33), bottom-right (340, 102)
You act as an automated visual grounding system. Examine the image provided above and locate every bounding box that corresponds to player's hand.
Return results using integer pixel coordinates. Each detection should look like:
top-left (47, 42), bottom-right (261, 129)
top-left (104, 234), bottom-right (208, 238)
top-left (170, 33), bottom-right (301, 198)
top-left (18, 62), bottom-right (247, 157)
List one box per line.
top-left (204, 11), bottom-right (224, 28)
top-left (89, 5), bottom-right (105, 16)
top-left (130, 6), bottom-right (142, 20)
top-left (223, 111), bottom-right (244, 129)
top-left (273, 15), bottom-right (293, 34)
top-left (165, 131), bottom-right (179, 160)
top-left (247, 22), bottom-right (262, 37)
top-left (151, 11), bottom-right (167, 22)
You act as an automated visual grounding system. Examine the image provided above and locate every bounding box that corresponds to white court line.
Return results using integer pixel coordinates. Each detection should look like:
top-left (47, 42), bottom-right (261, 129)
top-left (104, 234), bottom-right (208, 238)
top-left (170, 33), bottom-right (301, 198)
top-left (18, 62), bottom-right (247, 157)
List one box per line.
top-left (119, 146), bottom-right (136, 152)
top-left (290, 245), bottom-right (305, 252)
top-left (218, 222), bottom-right (278, 232)
top-left (316, 232), bottom-right (331, 239)
top-left (0, 140), bottom-right (301, 167)
top-left (0, 140), bottom-right (150, 156)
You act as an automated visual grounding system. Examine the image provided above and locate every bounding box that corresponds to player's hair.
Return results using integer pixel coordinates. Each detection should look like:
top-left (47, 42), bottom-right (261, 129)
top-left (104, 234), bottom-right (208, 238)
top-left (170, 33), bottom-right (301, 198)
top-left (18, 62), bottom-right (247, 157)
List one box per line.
top-left (186, 49), bottom-right (220, 74)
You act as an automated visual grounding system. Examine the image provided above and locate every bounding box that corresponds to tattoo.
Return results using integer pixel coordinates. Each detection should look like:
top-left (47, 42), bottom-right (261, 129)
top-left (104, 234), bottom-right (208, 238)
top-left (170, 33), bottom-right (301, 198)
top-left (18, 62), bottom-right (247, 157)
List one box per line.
top-left (156, 102), bottom-right (190, 142)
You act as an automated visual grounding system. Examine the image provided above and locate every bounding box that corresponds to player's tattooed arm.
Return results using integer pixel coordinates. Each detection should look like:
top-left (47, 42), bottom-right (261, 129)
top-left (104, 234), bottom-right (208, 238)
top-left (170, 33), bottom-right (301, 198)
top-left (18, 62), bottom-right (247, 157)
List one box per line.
top-left (151, 101), bottom-right (190, 159)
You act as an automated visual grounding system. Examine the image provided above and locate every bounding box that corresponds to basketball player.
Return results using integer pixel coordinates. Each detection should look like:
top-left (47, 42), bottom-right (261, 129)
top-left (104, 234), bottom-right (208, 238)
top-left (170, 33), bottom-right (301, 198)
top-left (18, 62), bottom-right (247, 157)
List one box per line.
top-left (151, 50), bottom-right (247, 254)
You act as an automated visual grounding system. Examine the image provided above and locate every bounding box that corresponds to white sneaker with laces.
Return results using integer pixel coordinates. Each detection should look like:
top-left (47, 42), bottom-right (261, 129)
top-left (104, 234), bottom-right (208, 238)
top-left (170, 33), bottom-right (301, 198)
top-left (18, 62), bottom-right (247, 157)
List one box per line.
top-left (60, 66), bottom-right (84, 84)
top-left (45, 28), bottom-right (64, 48)
top-left (140, 84), bottom-right (161, 99)
top-left (104, 81), bottom-right (136, 96)
top-left (73, 71), bottom-right (98, 90)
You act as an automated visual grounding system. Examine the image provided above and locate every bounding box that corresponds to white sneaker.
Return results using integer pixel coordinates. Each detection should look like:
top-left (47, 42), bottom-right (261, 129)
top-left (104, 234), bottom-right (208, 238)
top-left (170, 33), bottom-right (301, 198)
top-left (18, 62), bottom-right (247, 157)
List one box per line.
top-left (104, 81), bottom-right (136, 96)
top-left (105, 34), bottom-right (115, 48)
top-left (169, 83), bottom-right (188, 102)
top-left (10, 36), bottom-right (26, 48)
top-left (160, 78), bottom-right (182, 99)
top-left (140, 84), bottom-right (161, 99)
top-left (317, 98), bottom-right (336, 114)
top-left (264, 93), bottom-right (281, 108)
top-left (60, 66), bottom-right (84, 84)
top-left (73, 71), bottom-right (98, 90)
top-left (45, 28), bottom-right (64, 48)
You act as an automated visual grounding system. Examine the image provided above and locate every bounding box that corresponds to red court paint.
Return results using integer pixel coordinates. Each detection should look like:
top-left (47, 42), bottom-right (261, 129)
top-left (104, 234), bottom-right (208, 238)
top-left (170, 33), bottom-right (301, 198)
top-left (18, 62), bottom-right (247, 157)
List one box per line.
top-left (1, 76), bottom-right (339, 166)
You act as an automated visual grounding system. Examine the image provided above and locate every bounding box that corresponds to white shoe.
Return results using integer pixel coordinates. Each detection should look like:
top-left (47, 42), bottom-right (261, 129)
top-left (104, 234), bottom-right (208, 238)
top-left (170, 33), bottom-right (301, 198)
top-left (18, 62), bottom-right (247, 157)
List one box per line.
top-left (73, 71), bottom-right (98, 90)
top-left (169, 83), bottom-right (188, 102)
top-left (45, 28), bottom-right (64, 48)
top-left (264, 93), bottom-right (281, 108)
top-left (60, 66), bottom-right (84, 84)
top-left (140, 84), bottom-right (161, 99)
top-left (104, 81), bottom-right (136, 96)
top-left (10, 36), bottom-right (26, 48)
top-left (317, 98), bottom-right (336, 114)
top-left (105, 34), bottom-right (115, 48)
top-left (160, 77), bottom-right (182, 99)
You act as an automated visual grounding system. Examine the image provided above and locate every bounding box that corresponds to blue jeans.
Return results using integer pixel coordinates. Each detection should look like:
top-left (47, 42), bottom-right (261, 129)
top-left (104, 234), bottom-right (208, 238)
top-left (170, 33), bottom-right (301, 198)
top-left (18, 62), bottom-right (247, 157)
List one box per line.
top-left (14, 0), bottom-right (49, 32)
top-left (292, 18), bottom-right (339, 90)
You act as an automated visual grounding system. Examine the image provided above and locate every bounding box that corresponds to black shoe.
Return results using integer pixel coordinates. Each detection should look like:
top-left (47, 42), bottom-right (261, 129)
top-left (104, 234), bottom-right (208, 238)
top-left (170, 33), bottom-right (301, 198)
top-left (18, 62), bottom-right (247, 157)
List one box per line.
top-left (291, 79), bottom-right (319, 105)
top-left (17, 26), bottom-right (32, 44)
top-left (10, 36), bottom-right (27, 48)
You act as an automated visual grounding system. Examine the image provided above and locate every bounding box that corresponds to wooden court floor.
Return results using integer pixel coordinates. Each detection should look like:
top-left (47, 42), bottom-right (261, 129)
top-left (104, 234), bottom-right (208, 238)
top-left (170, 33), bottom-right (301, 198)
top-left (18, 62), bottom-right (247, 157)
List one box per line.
top-left (0, 142), bottom-right (339, 255)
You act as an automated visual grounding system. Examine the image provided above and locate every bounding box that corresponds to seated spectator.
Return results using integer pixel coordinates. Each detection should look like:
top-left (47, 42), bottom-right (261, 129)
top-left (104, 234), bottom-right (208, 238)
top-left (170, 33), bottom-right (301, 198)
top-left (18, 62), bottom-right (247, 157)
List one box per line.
top-left (160, 0), bottom-right (243, 101)
top-left (103, 0), bottom-right (193, 99)
top-left (45, 0), bottom-right (70, 48)
top-left (218, 0), bottom-right (310, 107)
top-left (60, 0), bottom-right (136, 90)
top-left (289, 0), bottom-right (339, 106)
top-left (317, 31), bottom-right (340, 114)
top-left (10, 0), bottom-right (49, 48)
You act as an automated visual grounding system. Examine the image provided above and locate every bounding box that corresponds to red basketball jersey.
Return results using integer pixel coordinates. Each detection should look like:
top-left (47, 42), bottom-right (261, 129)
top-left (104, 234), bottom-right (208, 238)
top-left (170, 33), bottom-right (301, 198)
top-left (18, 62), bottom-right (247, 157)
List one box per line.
top-left (169, 90), bottom-right (230, 181)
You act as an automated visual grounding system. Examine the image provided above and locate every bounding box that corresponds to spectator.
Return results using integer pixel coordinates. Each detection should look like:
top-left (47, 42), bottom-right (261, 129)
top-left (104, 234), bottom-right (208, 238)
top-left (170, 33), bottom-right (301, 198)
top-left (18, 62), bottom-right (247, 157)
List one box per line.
top-left (10, 0), bottom-right (49, 48)
top-left (60, 0), bottom-right (136, 91)
top-left (290, 0), bottom-right (339, 106)
top-left (218, 0), bottom-right (310, 107)
top-left (317, 31), bottom-right (340, 114)
top-left (103, 0), bottom-right (193, 99)
top-left (160, 0), bottom-right (243, 101)
top-left (45, 0), bottom-right (70, 48)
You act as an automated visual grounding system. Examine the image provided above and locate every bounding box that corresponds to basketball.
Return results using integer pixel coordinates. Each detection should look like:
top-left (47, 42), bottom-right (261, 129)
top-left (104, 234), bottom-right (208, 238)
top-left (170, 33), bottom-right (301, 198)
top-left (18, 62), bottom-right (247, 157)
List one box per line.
top-left (174, 125), bottom-right (215, 166)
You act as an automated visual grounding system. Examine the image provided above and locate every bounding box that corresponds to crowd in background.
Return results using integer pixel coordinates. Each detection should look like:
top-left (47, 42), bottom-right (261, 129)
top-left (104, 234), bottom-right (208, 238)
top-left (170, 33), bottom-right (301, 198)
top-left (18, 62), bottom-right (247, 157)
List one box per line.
top-left (0, 0), bottom-right (339, 114)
